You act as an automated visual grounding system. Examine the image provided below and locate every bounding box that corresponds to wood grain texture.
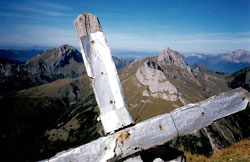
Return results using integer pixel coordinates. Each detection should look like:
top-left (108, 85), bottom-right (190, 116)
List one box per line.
top-left (74, 12), bottom-right (103, 38)
top-left (40, 88), bottom-right (249, 162)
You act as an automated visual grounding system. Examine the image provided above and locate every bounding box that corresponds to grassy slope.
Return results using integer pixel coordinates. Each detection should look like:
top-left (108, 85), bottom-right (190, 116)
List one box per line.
top-left (119, 59), bottom-right (183, 123)
top-left (1, 52), bottom-right (246, 161)
top-left (185, 139), bottom-right (250, 162)
top-left (119, 56), bottom-right (230, 123)
top-left (0, 74), bottom-right (102, 161)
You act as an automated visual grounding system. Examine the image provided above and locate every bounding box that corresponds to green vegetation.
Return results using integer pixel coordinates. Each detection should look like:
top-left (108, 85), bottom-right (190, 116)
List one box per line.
top-left (0, 75), bottom-right (101, 162)
top-left (185, 139), bottom-right (250, 162)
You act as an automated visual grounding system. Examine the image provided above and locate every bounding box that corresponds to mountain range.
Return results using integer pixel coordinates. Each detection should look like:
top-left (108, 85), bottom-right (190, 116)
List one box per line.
top-left (0, 45), bottom-right (250, 161)
top-left (183, 49), bottom-right (250, 73)
top-left (2, 47), bottom-right (250, 74)
top-left (0, 49), bottom-right (43, 62)
top-left (0, 44), bottom-right (136, 93)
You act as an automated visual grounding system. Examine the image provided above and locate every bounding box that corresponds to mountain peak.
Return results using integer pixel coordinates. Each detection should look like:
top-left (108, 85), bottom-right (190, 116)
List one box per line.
top-left (27, 45), bottom-right (83, 65)
top-left (232, 49), bottom-right (249, 53)
top-left (157, 47), bottom-right (189, 69)
top-left (25, 44), bottom-right (84, 80)
top-left (58, 44), bottom-right (74, 51)
top-left (223, 49), bottom-right (250, 63)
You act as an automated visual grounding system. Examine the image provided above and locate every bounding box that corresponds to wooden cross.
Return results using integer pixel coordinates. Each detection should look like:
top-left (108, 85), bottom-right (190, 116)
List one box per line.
top-left (41, 13), bottom-right (250, 162)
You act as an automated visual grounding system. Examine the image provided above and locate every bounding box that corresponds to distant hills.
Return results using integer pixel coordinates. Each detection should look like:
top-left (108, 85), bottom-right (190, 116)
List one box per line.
top-left (183, 49), bottom-right (250, 73)
top-left (0, 49), bottom-right (43, 62)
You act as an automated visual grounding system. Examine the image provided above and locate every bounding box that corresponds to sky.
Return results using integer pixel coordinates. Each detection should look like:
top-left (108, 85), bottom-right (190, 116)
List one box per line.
top-left (0, 0), bottom-right (250, 56)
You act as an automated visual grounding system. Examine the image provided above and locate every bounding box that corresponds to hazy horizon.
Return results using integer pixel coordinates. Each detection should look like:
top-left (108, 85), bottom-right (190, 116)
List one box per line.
top-left (0, 0), bottom-right (250, 55)
top-left (0, 44), bottom-right (249, 58)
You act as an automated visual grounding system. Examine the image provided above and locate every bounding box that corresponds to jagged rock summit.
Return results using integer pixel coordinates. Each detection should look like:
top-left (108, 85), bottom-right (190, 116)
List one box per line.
top-left (25, 44), bottom-right (83, 74)
top-left (24, 44), bottom-right (85, 84)
top-left (135, 47), bottom-right (198, 105)
top-left (120, 47), bottom-right (230, 122)
top-left (157, 47), bottom-right (190, 70)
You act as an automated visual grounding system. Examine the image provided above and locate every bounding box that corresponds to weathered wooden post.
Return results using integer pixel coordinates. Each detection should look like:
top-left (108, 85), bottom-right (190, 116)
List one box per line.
top-left (74, 13), bottom-right (135, 134)
top-left (40, 12), bottom-right (250, 162)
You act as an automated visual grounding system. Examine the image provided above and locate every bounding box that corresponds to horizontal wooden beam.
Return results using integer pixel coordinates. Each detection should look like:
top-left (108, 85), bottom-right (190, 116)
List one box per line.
top-left (41, 88), bottom-right (249, 162)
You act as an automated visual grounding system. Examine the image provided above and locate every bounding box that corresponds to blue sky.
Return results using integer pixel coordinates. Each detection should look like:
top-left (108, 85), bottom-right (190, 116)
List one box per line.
top-left (0, 0), bottom-right (250, 56)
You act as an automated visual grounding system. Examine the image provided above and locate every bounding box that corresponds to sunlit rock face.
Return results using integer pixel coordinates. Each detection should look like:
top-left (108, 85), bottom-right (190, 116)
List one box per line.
top-left (136, 61), bottom-right (180, 101)
top-left (25, 44), bottom-right (83, 75)
top-left (157, 48), bottom-right (191, 72)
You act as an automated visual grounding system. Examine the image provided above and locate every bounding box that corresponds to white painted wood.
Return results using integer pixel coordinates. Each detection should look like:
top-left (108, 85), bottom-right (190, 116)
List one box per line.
top-left (74, 13), bottom-right (135, 134)
top-left (41, 88), bottom-right (249, 162)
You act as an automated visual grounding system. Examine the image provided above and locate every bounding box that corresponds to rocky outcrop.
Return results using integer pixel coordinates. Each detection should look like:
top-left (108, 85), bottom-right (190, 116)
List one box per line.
top-left (13, 44), bottom-right (85, 86)
top-left (0, 45), bottom-right (137, 93)
top-left (156, 48), bottom-right (198, 86)
top-left (157, 48), bottom-right (192, 73)
top-left (135, 48), bottom-right (210, 104)
top-left (0, 45), bottom-right (86, 93)
top-left (228, 66), bottom-right (250, 91)
top-left (0, 58), bottom-right (23, 77)
top-left (25, 44), bottom-right (84, 75)
top-left (136, 60), bottom-right (180, 101)
top-left (122, 48), bottom-right (231, 113)
top-left (0, 58), bottom-right (34, 92)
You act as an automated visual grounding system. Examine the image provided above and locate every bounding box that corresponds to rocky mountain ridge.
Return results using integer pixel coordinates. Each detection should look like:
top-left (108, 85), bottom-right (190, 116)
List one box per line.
top-left (227, 66), bottom-right (250, 91)
top-left (25, 44), bottom-right (83, 74)
top-left (158, 48), bottom-right (191, 71)
top-left (183, 49), bottom-right (250, 73)
top-left (0, 45), bottom-right (135, 93)
top-left (129, 48), bottom-right (250, 156)
top-left (0, 49), bottom-right (43, 62)
top-left (222, 49), bottom-right (250, 63)
top-left (136, 61), bottom-right (181, 102)
top-left (119, 47), bottom-right (229, 123)
top-left (1, 45), bottom-right (250, 161)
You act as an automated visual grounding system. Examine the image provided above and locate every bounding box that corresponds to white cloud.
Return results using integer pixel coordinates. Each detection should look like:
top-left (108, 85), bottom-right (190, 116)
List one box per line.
top-left (105, 31), bottom-right (250, 53)
top-left (10, 4), bottom-right (71, 16)
top-left (0, 22), bottom-right (249, 54)
top-left (0, 2), bottom-right (73, 17)
top-left (35, 2), bottom-right (71, 10)
top-left (0, 13), bottom-right (41, 19)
